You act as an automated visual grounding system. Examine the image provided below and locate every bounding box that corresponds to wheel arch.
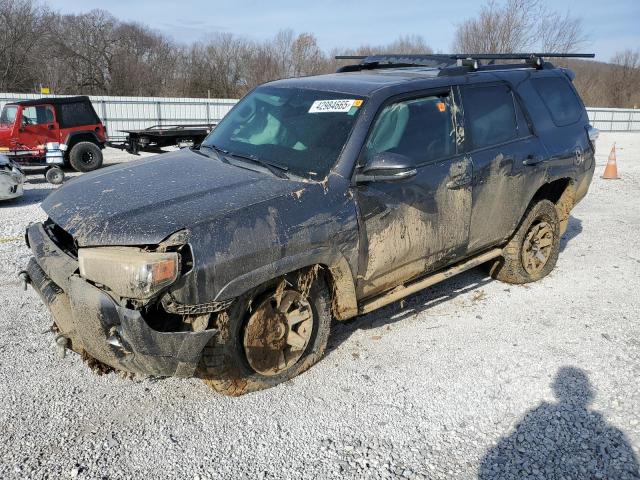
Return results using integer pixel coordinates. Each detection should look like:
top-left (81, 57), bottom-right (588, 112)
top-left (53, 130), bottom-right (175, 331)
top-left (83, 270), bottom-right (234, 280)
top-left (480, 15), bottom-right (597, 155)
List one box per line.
top-left (213, 248), bottom-right (358, 321)
top-left (64, 131), bottom-right (103, 152)
top-left (526, 177), bottom-right (576, 235)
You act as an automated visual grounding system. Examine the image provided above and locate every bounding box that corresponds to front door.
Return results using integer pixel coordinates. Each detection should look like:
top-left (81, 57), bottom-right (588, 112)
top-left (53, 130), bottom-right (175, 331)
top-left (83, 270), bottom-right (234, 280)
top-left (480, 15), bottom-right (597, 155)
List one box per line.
top-left (354, 90), bottom-right (472, 299)
top-left (18, 104), bottom-right (59, 149)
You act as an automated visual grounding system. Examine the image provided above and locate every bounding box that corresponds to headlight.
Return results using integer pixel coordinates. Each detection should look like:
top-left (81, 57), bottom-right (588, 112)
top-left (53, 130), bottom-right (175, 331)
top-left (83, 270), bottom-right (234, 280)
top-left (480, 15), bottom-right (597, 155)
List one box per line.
top-left (78, 247), bottom-right (179, 300)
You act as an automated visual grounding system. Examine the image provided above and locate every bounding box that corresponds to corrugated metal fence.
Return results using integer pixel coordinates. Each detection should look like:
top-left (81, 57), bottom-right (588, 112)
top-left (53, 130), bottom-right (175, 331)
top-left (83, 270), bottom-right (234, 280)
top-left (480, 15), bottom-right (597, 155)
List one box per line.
top-left (1, 93), bottom-right (639, 138)
top-left (0, 93), bottom-right (238, 141)
top-left (586, 108), bottom-right (640, 132)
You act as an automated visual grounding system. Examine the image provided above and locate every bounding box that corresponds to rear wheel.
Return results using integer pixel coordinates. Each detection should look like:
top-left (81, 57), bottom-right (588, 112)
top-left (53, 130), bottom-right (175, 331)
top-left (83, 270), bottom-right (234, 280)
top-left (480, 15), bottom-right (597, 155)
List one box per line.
top-left (201, 270), bottom-right (331, 396)
top-left (69, 142), bottom-right (103, 172)
top-left (489, 199), bottom-right (561, 284)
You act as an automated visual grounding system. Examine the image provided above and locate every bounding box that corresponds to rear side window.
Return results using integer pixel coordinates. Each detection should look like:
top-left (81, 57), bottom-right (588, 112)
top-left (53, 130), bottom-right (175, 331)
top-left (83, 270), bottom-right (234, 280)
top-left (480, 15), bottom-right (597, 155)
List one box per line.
top-left (462, 85), bottom-right (518, 150)
top-left (58, 101), bottom-right (100, 128)
top-left (532, 77), bottom-right (583, 126)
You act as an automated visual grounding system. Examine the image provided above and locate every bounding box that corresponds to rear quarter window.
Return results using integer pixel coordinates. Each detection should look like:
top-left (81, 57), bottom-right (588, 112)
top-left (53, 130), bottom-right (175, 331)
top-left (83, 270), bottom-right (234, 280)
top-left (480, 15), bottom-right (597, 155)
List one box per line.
top-left (532, 77), bottom-right (583, 126)
top-left (59, 102), bottom-right (100, 128)
top-left (461, 84), bottom-right (518, 150)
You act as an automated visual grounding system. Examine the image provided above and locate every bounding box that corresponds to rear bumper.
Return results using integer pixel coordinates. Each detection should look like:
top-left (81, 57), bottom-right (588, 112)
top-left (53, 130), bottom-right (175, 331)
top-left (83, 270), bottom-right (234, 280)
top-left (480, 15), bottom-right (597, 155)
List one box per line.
top-left (25, 223), bottom-right (217, 377)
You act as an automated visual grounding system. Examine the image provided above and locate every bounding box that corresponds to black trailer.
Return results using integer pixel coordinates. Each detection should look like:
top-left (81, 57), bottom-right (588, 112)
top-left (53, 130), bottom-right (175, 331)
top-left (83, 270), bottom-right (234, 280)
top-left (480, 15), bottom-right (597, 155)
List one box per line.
top-left (110, 124), bottom-right (216, 154)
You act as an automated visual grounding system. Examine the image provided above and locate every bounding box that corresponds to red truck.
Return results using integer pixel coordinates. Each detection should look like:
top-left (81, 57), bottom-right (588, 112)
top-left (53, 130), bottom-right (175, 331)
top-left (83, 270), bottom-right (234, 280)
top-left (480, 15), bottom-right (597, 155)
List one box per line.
top-left (0, 96), bottom-right (107, 183)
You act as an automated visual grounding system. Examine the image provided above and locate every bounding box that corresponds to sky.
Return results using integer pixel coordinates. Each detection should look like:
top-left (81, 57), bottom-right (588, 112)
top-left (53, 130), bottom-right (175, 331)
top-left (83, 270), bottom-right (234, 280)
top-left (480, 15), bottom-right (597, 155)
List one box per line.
top-left (52, 0), bottom-right (639, 62)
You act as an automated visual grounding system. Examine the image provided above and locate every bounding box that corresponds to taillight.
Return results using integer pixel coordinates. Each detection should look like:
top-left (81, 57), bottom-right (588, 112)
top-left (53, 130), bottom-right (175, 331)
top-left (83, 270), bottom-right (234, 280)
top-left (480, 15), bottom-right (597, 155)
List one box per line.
top-left (586, 125), bottom-right (599, 152)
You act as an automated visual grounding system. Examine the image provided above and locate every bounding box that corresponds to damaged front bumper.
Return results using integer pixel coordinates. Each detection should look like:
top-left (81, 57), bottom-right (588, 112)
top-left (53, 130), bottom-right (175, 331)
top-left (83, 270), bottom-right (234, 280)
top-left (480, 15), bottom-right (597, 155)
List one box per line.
top-left (24, 223), bottom-right (217, 377)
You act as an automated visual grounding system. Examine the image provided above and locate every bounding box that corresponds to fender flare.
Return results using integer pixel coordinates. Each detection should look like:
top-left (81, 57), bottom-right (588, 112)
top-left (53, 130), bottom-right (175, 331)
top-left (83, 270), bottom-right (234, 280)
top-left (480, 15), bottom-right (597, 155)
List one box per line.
top-left (214, 246), bottom-right (358, 320)
top-left (64, 131), bottom-right (103, 149)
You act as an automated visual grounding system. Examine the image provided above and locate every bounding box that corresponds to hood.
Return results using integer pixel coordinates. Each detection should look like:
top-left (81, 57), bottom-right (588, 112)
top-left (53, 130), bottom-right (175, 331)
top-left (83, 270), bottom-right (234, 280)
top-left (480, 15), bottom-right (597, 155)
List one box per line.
top-left (42, 149), bottom-right (302, 246)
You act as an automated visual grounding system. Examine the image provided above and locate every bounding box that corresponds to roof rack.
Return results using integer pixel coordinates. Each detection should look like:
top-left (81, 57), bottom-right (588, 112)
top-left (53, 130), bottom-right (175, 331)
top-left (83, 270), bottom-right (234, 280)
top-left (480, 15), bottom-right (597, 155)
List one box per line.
top-left (335, 53), bottom-right (595, 75)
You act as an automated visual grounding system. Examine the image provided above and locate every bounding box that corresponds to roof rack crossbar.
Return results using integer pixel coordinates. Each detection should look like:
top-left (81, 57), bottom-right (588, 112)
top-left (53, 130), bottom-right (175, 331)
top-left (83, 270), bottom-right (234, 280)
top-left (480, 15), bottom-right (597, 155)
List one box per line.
top-left (335, 53), bottom-right (594, 73)
top-left (335, 53), bottom-right (595, 61)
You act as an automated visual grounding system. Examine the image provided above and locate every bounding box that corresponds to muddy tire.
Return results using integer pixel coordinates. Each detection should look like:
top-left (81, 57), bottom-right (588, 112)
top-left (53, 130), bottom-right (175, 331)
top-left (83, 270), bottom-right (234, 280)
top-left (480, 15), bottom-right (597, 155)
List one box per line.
top-left (489, 199), bottom-right (561, 284)
top-left (200, 270), bottom-right (331, 396)
top-left (69, 142), bottom-right (103, 172)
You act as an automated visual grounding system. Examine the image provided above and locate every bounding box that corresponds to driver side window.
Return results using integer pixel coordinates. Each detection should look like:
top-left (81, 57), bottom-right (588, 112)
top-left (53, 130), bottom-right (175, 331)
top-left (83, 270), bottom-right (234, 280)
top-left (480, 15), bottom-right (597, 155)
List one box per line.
top-left (363, 94), bottom-right (455, 166)
top-left (21, 105), bottom-right (54, 126)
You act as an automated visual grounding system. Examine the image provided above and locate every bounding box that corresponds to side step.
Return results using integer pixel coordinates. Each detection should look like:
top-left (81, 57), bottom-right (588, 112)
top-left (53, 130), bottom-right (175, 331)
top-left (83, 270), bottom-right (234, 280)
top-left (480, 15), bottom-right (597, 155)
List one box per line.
top-left (359, 248), bottom-right (503, 314)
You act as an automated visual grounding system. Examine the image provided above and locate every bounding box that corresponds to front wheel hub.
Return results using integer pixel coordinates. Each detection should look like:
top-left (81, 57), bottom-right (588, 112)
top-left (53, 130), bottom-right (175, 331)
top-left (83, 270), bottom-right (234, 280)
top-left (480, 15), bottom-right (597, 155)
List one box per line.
top-left (243, 290), bottom-right (314, 376)
top-left (522, 220), bottom-right (554, 275)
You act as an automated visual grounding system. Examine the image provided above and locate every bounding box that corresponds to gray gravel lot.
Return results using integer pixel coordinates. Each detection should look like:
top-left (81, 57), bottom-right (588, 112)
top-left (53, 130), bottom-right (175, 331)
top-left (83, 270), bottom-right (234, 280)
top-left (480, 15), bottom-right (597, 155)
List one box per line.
top-left (1, 133), bottom-right (639, 479)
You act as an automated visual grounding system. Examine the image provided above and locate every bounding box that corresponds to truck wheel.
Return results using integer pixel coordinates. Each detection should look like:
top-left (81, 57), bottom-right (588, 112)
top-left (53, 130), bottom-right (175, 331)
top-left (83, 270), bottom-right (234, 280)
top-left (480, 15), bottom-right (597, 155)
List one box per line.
top-left (45, 167), bottom-right (65, 185)
top-left (201, 271), bottom-right (331, 396)
top-left (69, 142), bottom-right (103, 172)
top-left (489, 199), bottom-right (561, 284)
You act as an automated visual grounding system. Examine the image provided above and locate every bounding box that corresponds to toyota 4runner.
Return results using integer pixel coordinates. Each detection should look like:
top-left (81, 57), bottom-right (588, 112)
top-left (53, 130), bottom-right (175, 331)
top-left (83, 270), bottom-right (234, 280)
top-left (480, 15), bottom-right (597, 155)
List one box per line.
top-left (23, 53), bottom-right (597, 396)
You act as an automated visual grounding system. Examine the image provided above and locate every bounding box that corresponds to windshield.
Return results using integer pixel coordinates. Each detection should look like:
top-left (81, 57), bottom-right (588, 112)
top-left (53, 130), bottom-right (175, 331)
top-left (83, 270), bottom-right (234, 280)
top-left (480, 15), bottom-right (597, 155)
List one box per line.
top-left (203, 86), bottom-right (365, 179)
top-left (0, 106), bottom-right (17, 126)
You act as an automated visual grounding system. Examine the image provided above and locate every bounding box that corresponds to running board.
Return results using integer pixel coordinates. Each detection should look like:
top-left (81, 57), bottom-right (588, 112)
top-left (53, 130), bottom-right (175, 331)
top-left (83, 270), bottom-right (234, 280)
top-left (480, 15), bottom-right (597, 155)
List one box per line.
top-left (359, 248), bottom-right (503, 314)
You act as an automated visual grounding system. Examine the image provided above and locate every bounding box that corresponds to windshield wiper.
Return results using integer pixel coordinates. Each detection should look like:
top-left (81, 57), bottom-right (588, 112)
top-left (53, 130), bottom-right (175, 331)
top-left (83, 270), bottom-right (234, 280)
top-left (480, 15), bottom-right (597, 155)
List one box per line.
top-left (225, 151), bottom-right (289, 179)
top-left (190, 146), bottom-right (210, 158)
top-left (194, 144), bottom-right (231, 164)
top-left (201, 143), bottom-right (228, 156)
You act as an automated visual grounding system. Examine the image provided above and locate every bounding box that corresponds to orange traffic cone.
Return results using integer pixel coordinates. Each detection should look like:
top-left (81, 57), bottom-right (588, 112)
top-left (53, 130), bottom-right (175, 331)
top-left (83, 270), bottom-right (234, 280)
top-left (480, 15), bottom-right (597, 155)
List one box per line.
top-left (602, 144), bottom-right (620, 180)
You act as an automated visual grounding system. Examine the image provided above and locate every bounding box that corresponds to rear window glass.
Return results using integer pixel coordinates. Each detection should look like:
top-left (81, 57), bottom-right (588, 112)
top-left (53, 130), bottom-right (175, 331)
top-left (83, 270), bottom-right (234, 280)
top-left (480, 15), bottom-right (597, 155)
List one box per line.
top-left (462, 84), bottom-right (518, 150)
top-left (532, 77), bottom-right (583, 126)
top-left (58, 101), bottom-right (99, 128)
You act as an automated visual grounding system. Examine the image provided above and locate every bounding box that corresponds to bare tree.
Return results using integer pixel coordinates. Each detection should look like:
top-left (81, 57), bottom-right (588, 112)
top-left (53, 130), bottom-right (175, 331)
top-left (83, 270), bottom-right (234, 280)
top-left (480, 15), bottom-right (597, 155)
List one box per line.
top-left (1, 0), bottom-right (637, 109)
top-left (48, 10), bottom-right (120, 94)
top-left (452, 0), bottom-right (585, 53)
top-left (0, 0), bottom-right (49, 91)
top-left (109, 22), bottom-right (177, 96)
top-left (608, 49), bottom-right (640, 108)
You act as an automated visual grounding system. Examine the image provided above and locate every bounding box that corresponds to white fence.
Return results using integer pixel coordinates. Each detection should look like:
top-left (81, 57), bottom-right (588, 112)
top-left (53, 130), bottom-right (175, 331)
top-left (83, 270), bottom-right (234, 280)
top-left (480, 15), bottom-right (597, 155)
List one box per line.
top-left (586, 107), bottom-right (640, 132)
top-left (0, 93), bottom-right (238, 141)
top-left (1, 93), bottom-right (638, 139)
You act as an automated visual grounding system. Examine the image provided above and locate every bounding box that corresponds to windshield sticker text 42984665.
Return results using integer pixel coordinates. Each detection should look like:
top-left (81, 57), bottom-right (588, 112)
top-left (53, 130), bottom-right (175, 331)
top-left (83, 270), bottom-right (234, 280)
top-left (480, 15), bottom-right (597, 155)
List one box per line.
top-left (308, 99), bottom-right (362, 113)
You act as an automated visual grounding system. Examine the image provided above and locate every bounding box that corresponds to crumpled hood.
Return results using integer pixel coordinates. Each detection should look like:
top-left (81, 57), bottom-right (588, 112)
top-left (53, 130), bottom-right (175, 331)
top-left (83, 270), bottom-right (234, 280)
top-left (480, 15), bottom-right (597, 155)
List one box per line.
top-left (42, 149), bottom-right (301, 246)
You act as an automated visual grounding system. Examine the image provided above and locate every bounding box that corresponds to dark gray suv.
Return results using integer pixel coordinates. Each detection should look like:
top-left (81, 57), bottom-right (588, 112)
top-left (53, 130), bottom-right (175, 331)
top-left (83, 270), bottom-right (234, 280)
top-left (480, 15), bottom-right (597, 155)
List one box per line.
top-left (23, 53), bottom-right (597, 395)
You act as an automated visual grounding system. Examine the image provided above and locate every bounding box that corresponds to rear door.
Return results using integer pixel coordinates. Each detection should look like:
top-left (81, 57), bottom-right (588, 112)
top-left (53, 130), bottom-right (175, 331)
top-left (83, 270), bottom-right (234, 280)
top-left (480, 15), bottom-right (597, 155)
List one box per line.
top-left (18, 105), bottom-right (59, 148)
top-left (354, 89), bottom-right (472, 299)
top-left (459, 82), bottom-right (544, 253)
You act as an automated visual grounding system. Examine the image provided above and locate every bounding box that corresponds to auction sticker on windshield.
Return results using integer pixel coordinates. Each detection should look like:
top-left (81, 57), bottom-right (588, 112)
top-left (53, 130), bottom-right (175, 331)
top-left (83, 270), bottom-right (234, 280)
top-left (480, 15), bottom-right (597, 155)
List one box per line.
top-left (309, 99), bottom-right (362, 113)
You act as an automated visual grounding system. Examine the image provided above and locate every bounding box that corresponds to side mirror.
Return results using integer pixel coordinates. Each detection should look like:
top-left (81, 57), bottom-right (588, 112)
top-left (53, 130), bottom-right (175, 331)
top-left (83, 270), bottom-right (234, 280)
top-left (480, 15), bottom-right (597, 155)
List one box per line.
top-left (355, 152), bottom-right (418, 183)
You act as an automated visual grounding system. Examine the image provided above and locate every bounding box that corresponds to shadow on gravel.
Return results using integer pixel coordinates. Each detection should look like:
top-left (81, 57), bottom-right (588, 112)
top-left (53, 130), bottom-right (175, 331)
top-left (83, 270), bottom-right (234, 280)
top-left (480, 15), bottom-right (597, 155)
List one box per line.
top-left (560, 215), bottom-right (583, 253)
top-left (479, 367), bottom-right (640, 479)
top-left (327, 267), bottom-right (492, 353)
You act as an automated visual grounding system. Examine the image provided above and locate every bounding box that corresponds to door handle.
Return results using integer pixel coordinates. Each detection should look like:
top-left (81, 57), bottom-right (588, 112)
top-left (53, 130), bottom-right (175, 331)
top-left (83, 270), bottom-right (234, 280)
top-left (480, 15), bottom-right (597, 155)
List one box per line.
top-left (446, 174), bottom-right (471, 189)
top-left (523, 154), bottom-right (544, 166)
top-left (48, 124), bottom-right (54, 130)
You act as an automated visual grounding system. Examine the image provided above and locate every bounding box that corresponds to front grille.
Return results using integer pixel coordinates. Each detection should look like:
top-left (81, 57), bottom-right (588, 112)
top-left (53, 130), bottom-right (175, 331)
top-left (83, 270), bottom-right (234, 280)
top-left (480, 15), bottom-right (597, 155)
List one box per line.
top-left (44, 219), bottom-right (78, 258)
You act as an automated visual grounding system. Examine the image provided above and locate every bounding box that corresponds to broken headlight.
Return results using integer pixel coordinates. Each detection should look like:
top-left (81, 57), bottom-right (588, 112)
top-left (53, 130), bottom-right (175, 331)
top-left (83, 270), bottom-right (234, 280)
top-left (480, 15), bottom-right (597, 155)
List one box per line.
top-left (78, 247), bottom-right (179, 300)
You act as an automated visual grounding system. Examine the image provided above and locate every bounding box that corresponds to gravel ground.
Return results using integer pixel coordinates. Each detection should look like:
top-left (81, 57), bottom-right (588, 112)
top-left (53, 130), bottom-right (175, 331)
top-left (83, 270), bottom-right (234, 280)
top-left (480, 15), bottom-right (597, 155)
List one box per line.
top-left (0, 133), bottom-right (639, 479)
